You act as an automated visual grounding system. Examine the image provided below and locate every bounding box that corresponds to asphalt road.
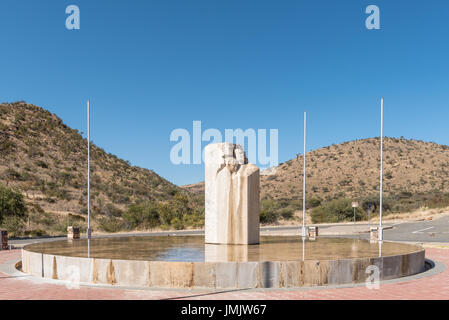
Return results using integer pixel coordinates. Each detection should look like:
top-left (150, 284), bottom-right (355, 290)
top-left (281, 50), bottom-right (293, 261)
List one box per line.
top-left (8, 215), bottom-right (449, 246)
top-left (317, 216), bottom-right (449, 243)
top-left (382, 215), bottom-right (449, 243)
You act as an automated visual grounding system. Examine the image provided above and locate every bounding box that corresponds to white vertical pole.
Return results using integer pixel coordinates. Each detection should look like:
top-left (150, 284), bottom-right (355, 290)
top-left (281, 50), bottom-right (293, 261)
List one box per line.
top-left (353, 207), bottom-right (356, 225)
top-left (302, 112), bottom-right (307, 238)
top-left (379, 98), bottom-right (383, 242)
top-left (87, 100), bottom-right (91, 240)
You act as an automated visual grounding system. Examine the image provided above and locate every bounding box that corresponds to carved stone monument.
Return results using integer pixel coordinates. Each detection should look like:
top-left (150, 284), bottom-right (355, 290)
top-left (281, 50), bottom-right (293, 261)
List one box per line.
top-left (205, 143), bottom-right (260, 245)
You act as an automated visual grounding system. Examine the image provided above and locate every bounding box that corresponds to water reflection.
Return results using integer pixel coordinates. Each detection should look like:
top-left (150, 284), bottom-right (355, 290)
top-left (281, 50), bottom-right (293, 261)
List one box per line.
top-left (24, 236), bottom-right (416, 262)
top-left (379, 240), bottom-right (382, 258)
top-left (205, 244), bottom-right (258, 262)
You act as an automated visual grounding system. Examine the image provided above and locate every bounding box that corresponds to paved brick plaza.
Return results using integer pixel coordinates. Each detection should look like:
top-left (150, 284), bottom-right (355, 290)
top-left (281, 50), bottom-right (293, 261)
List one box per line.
top-left (0, 247), bottom-right (448, 300)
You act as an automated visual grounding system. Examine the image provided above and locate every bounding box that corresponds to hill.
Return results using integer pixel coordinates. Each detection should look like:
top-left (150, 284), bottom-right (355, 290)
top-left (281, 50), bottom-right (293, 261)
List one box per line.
top-left (183, 137), bottom-right (449, 222)
top-left (0, 101), bottom-right (202, 236)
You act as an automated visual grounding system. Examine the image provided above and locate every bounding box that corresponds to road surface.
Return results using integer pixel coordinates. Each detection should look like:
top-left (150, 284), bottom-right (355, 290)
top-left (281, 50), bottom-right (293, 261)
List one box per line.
top-left (8, 215), bottom-right (449, 246)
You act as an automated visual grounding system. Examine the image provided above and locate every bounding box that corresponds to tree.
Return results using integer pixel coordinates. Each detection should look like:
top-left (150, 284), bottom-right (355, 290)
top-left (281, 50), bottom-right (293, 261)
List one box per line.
top-left (311, 198), bottom-right (365, 223)
top-left (0, 184), bottom-right (27, 224)
top-left (123, 201), bottom-right (159, 229)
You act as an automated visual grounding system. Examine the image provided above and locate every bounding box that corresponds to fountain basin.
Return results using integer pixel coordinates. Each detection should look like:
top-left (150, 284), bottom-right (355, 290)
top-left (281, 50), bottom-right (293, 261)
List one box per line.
top-left (21, 236), bottom-right (425, 288)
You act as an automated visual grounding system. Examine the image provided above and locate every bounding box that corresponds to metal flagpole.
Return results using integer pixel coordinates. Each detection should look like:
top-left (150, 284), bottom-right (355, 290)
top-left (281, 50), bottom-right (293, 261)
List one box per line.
top-left (379, 98), bottom-right (383, 242)
top-left (87, 100), bottom-right (91, 240)
top-left (302, 112), bottom-right (307, 238)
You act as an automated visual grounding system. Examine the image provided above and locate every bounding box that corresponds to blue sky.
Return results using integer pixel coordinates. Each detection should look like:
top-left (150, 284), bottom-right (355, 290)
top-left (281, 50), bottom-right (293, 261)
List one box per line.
top-left (1, 0), bottom-right (448, 186)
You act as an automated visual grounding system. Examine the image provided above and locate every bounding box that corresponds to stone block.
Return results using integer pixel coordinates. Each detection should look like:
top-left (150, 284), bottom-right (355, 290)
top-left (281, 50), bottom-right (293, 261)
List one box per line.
top-left (193, 262), bottom-right (216, 288)
top-left (113, 259), bottom-right (149, 287)
top-left (237, 262), bottom-right (258, 288)
top-left (281, 261), bottom-right (303, 287)
top-left (382, 255), bottom-right (403, 280)
top-left (149, 261), bottom-right (194, 288)
top-left (303, 260), bottom-right (329, 286)
top-left (67, 226), bottom-right (80, 240)
top-left (370, 227), bottom-right (379, 242)
top-left (351, 258), bottom-right (371, 283)
top-left (328, 259), bottom-right (353, 284)
top-left (259, 261), bottom-right (280, 288)
top-left (215, 262), bottom-right (237, 288)
top-left (205, 143), bottom-right (260, 245)
top-left (308, 226), bottom-right (318, 238)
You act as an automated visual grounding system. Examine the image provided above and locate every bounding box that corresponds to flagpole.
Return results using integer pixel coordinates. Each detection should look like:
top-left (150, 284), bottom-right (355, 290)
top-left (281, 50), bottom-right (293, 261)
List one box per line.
top-left (302, 111), bottom-right (307, 238)
top-left (379, 98), bottom-right (383, 242)
top-left (87, 100), bottom-right (91, 240)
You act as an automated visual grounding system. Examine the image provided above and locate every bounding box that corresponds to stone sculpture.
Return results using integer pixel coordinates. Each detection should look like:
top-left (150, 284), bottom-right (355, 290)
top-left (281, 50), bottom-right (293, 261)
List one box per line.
top-left (204, 143), bottom-right (260, 245)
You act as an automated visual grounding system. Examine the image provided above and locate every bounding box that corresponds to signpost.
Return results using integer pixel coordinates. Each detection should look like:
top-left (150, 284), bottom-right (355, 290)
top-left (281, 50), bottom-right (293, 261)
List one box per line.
top-left (352, 201), bottom-right (358, 224)
top-left (368, 202), bottom-right (372, 226)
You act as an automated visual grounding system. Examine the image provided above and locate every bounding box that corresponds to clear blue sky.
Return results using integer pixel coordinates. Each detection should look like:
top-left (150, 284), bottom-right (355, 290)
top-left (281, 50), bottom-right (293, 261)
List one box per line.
top-left (1, 0), bottom-right (448, 186)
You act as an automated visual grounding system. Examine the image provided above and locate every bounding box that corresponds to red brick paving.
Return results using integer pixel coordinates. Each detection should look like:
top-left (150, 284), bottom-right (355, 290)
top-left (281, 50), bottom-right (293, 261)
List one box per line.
top-left (0, 248), bottom-right (448, 300)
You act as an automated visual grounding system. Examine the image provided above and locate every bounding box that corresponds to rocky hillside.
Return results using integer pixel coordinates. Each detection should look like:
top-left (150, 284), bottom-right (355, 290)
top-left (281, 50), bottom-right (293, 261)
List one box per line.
top-left (183, 137), bottom-right (449, 212)
top-left (0, 101), bottom-right (200, 235)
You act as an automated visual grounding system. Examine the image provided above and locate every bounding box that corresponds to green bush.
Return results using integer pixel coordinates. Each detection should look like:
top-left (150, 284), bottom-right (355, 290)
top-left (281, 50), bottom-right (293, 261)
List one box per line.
top-left (0, 184), bottom-right (27, 224)
top-left (260, 199), bottom-right (278, 224)
top-left (157, 203), bottom-right (173, 226)
top-left (97, 216), bottom-right (124, 233)
top-left (32, 211), bottom-right (54, 226)
top-left (1, 215), bottom-right (26, 237)
top-left (308, 198), bottom-right (322, 208)
top-left (102, 203), bottom-right (123, 217)
top-left (170, 217), bottom-right (184, 230)
top-left (311, 198), bottom-right (365, 223)
top-left (278, 207), bottom-right (294, 220)
top-left (123, 201), bottom-right (159, 229)
top-left (182, 207), bottom-right (204, 228)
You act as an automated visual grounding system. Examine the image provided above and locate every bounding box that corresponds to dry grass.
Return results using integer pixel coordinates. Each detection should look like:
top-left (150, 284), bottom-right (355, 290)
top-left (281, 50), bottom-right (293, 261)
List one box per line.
top-left (0, 101), bottom-right (200, 235)
top-left (184, 137), bottom-right (449, 202)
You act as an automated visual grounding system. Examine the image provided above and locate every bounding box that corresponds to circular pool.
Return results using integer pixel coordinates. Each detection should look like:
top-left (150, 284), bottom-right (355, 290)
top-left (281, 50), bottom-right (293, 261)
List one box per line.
top-left (21, 236), bottom-right (425, 289)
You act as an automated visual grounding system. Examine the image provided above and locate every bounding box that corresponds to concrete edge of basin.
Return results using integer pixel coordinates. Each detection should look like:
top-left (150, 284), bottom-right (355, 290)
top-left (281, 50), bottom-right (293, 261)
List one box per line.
top-left (20, 245), bottom-right (426, 289)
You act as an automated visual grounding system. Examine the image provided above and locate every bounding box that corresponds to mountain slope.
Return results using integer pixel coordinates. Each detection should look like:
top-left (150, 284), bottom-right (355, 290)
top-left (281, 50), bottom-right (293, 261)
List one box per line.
top-left (0, 101), bottom-right (195, 233)
top-left (183, 137), bottom-right (449, 204)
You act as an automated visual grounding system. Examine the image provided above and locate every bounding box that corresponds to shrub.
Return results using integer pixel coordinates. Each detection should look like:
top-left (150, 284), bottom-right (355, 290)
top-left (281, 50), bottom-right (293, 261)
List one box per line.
top-left (2, 168), bottom-right (24, 181)
top-left (308, 198), bottom-right (322, 208)
top-left (123, 201), bottom-right (159, 229)
top-left (35, 160), bottom-right (49, 168)
top-left (170, 217), bottom-right (184, 230)
top-left (157, 203), bottom-right (173, 226)
top-left (260, 199), bottom-right (278, 224)
top-left (97, 216), bottom-right (124, 233)
top-left (102, 203), bottom-right (123, 217)
top-left (1, 215), bottom-right (26, 237)
top-left (0, 184), bottom-right (27, 224)
top-left (311, 198), bottom-right (365, 223)
top-left (278, 207), bottom-right (294, 219)
top-left (182, 207), bottom-right (204, 228)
